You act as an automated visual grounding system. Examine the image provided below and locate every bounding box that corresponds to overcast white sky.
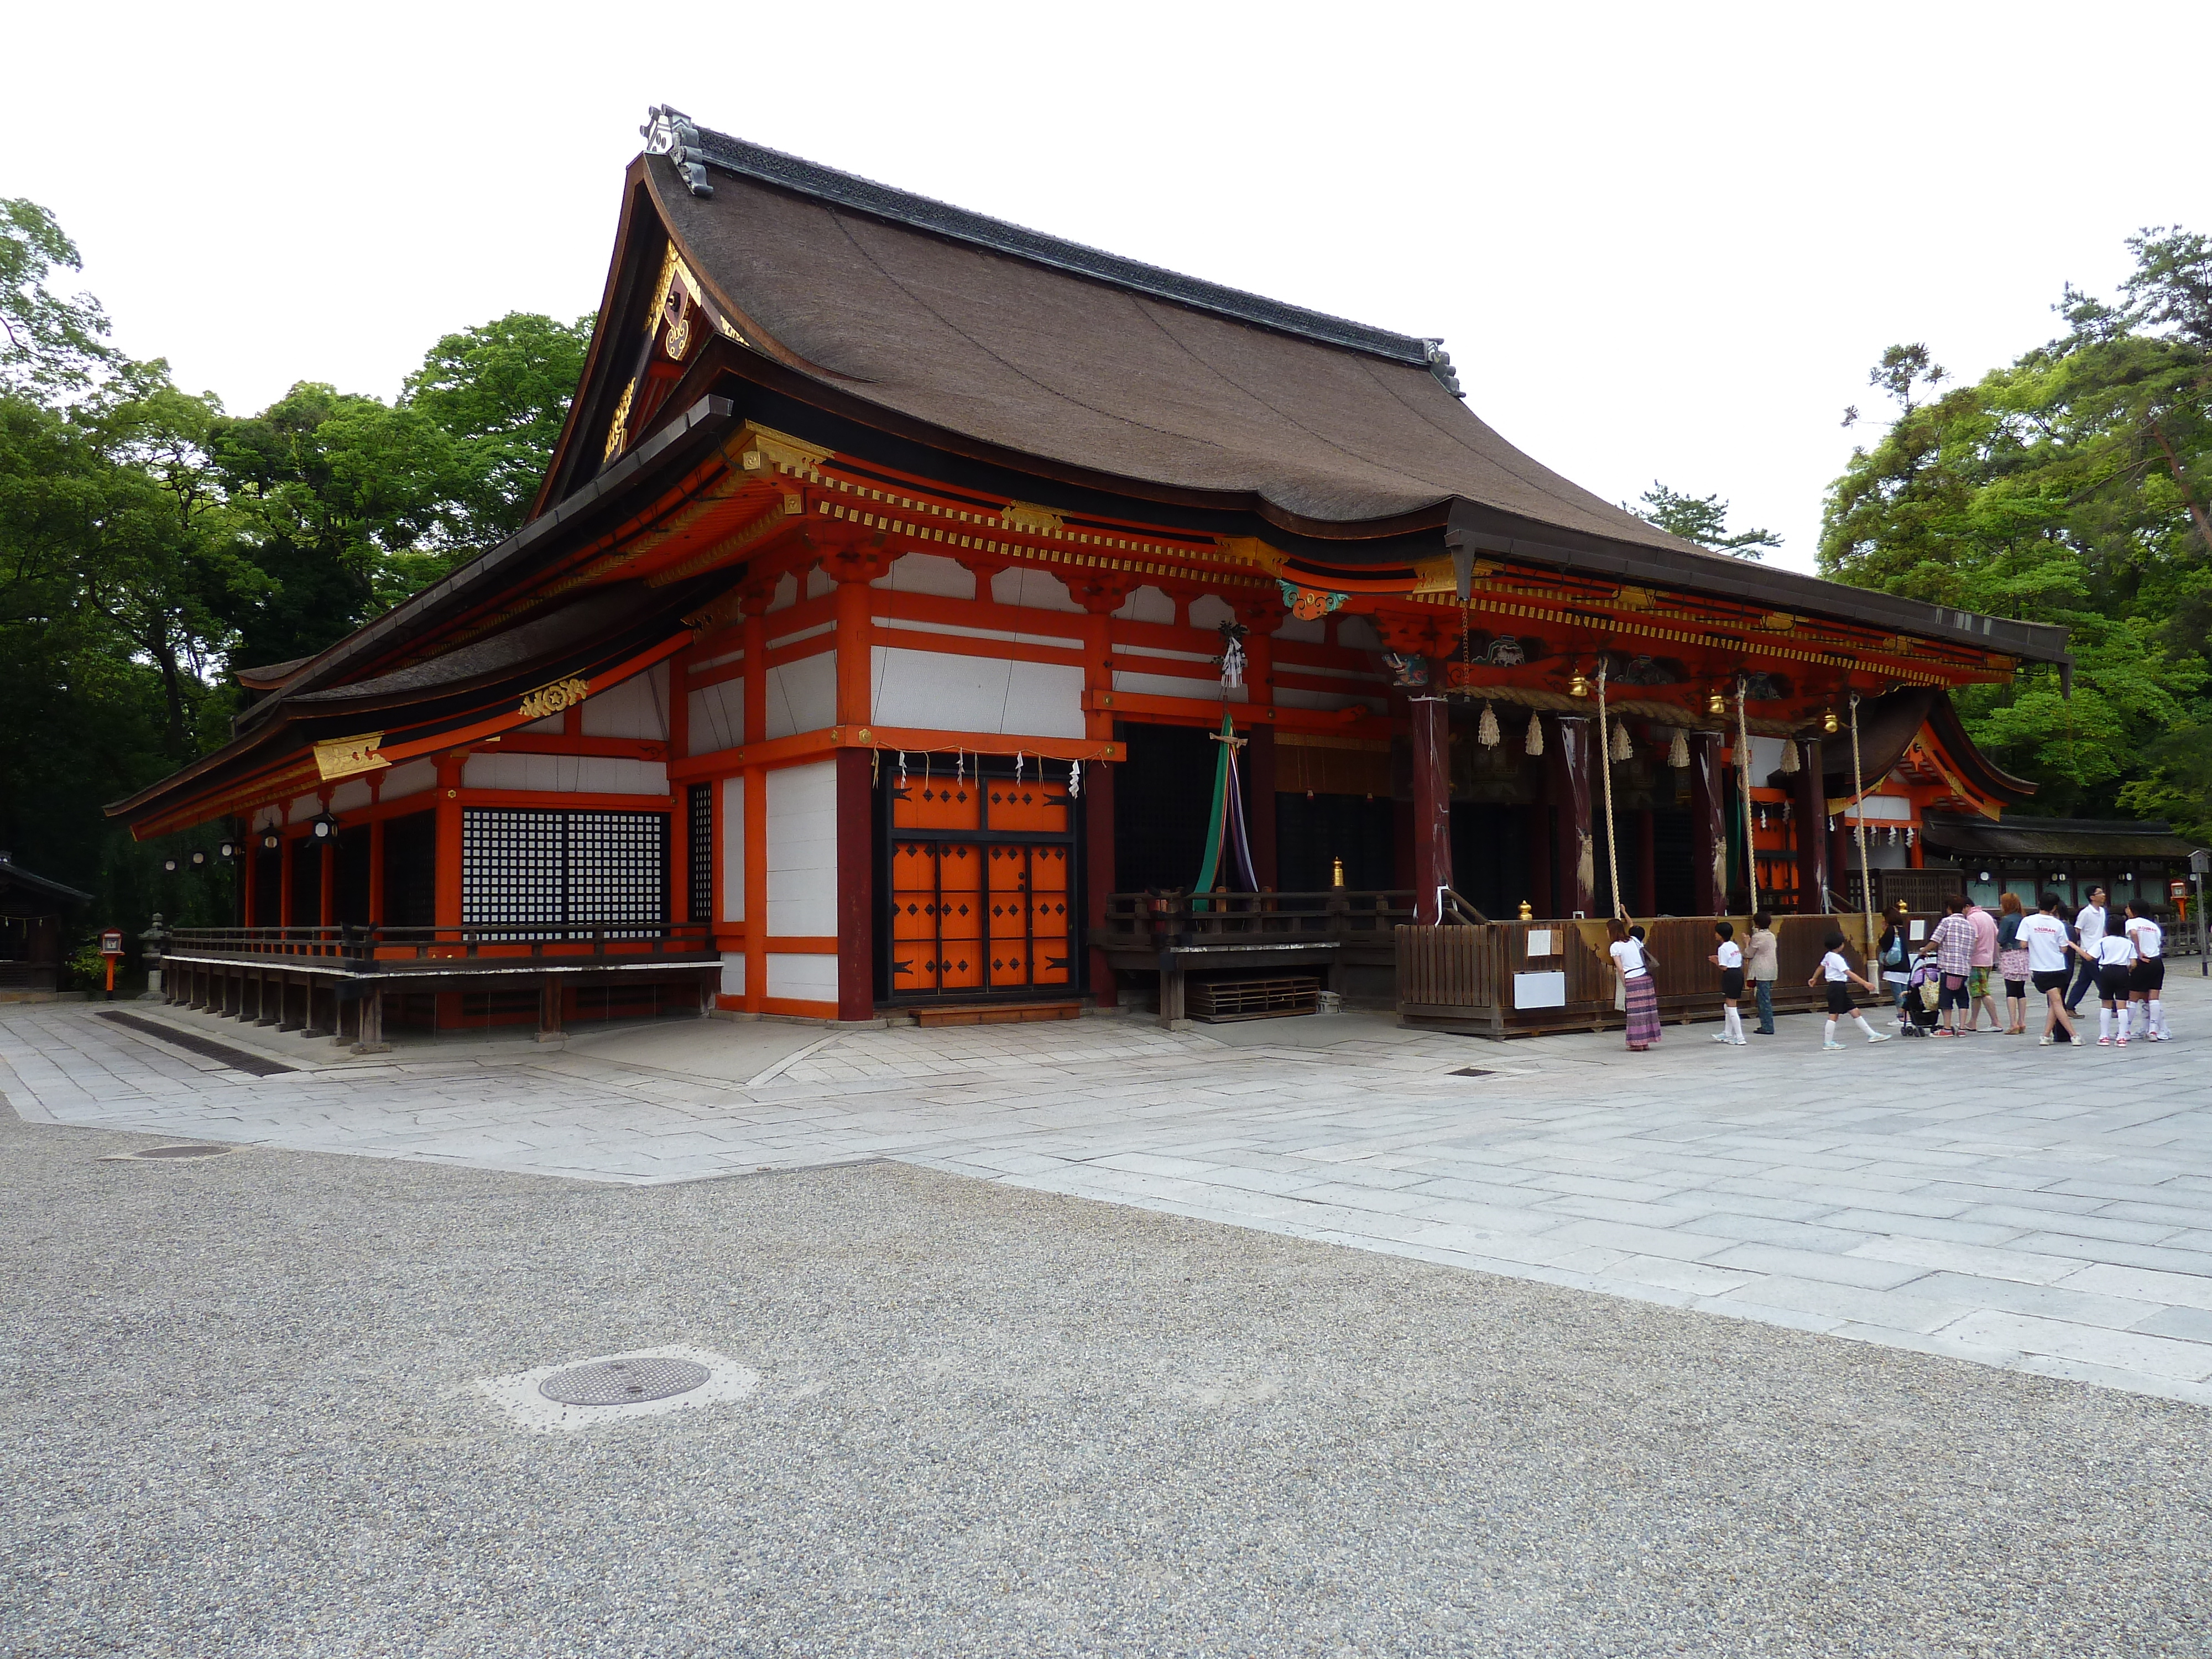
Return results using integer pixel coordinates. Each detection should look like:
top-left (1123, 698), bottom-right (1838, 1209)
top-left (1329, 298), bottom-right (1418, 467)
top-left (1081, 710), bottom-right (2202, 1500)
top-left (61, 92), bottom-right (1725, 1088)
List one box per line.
top-left (7, 2), bottom-right (2207, 573)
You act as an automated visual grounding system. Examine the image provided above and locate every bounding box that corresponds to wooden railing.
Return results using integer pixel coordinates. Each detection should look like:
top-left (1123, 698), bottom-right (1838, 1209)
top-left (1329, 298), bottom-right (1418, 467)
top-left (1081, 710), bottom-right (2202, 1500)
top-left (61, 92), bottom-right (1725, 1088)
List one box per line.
top-left (162, 923), bottom-right (718, 967)
top-left (1097, 890), bottom-right (1414, 952)
top-left (1400, 913), bottom-right (1879, 1037)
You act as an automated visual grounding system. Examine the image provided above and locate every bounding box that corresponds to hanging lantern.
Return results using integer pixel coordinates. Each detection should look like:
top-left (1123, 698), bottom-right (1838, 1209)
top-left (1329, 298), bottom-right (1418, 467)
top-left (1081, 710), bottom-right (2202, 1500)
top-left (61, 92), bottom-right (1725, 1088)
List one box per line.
top-left (1667, 727), bottom-right (1690, 769)
top-left (1779, 740), bottom-right (1800, 775)
top-left (1610, 719), bottom-right (1631, 762)
top-left (1478, 703), bottom-right (1501, 748)
top-left (1524, 712), bottom-right (1544, 757)
top-left (1707, 689), bottom-right (1726, 717)
top-left (1567, 671), bottom-right (1590, 698)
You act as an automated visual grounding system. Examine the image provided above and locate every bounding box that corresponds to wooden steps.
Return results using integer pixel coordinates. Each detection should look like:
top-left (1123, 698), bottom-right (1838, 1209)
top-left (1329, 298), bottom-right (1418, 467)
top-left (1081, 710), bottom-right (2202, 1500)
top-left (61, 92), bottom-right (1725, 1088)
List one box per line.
top-left (911, 999), bottom-right (1083, 1028)
top-left (1188, 975), bottom-right (1319, 1022)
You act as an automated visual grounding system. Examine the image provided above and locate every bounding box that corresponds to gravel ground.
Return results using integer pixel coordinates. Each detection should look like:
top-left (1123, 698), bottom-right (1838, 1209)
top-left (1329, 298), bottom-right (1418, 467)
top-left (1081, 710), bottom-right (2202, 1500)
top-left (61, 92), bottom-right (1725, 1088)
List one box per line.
top-left (4, 1108), bottom-right (2208, 1658)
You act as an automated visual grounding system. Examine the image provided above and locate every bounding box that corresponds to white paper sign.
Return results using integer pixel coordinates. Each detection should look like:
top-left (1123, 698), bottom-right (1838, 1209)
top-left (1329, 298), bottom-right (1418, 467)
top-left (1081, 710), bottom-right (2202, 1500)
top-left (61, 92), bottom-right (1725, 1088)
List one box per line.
top-left (1512, 971), bottom-right (1568, 1009)
top-left (1909, 920), bottom-right (1927, 941)
top-left (1524, 929), bottom-right (1554, 958)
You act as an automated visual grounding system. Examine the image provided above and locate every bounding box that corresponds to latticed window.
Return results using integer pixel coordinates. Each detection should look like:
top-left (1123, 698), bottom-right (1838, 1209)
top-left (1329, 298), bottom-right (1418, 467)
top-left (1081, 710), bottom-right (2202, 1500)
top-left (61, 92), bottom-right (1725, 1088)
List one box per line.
top-left (462, 807), bottom-right (667, 935)
top-left (687, 783), bottom-right (713, 924)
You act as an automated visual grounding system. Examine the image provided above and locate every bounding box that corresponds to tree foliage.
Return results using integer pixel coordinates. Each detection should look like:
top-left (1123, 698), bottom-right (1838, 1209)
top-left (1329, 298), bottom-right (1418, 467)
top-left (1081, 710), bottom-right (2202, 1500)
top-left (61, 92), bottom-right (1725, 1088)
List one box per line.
top-left (0, 197), bottom-right (591, 934)
top-left (1629, 482), bottom-right (1780, 557)
top-left (1820, 228), bottom-right (2212, 839)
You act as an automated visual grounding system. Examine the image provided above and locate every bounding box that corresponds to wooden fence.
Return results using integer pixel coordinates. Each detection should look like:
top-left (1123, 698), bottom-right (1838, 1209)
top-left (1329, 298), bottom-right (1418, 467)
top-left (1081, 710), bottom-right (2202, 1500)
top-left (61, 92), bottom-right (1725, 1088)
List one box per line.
top-left (1399, 914), bottom-right (1879, 1039)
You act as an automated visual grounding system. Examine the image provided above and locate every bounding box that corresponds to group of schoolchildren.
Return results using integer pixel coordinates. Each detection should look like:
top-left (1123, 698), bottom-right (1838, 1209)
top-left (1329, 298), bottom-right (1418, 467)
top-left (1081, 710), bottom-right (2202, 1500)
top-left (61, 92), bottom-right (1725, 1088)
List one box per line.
top-left (1608, 886), bottom-right (2172, 1053)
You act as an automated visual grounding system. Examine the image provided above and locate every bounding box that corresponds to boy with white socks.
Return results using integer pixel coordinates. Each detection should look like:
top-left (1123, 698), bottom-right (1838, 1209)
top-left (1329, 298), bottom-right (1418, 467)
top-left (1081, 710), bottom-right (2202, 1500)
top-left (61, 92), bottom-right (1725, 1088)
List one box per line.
top-left (2122, 901), bottom-right (2169, 1043)
top-left (1807, 930), bottom-right (1892, 1050)
top-left (1710, 920), bottom-right (1747, 1046)
top-left (2089, 926), bottom-right (2135, 1046)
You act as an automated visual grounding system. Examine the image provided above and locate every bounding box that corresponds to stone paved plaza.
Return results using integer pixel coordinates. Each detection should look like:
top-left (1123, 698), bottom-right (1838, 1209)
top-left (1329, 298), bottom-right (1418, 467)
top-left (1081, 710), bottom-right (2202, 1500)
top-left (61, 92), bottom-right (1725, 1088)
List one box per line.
top-left (6, 974), bottom-right (2212, 1408)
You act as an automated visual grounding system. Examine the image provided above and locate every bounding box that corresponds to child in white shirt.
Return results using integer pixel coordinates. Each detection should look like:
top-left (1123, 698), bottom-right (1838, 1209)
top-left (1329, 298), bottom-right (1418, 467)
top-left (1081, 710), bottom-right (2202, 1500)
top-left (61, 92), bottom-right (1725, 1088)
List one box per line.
top-left (2122, 901), bottom-right (2168, 1042)
top-left (1709, 920), bottom-right (1746, 1046)
top-left (1806, 931), bottom-right (1891, 1050)
top-left (2090, 929), bottom-right (2135, 1046)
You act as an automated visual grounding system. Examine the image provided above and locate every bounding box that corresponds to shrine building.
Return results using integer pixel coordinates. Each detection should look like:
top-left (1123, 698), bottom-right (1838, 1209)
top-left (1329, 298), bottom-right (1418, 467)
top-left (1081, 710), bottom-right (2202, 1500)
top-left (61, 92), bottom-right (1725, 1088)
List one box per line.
top-left (112, 109), bottom-right (2076, 1042)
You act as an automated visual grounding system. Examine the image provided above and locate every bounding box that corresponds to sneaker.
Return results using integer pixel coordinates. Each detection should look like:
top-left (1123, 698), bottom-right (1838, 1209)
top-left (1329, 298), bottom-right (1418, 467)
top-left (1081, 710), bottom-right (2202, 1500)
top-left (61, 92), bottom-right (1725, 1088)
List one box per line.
top-left (2038, 1036), bottom-right (2053, 1046)
top-left (2116, 1037), bottom-right (2129, 1046)
top-left (1866, 1031), bottom-right (1893, 1044)
top-left (1732, 1037), bottom-right (1749, 1046)
top-left (1712, 1032), bottom-right (1734, 1044)
top-left (2097, 1036), bottom-right (2113, 1047)
top-left (1822, 1041), bottom-right (1845, 1051)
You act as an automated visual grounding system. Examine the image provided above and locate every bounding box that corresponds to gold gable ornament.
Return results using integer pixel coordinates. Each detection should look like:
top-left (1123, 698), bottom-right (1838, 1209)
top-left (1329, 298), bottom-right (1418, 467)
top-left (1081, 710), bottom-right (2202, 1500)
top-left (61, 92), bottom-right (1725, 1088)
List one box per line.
top-left (518, 677), bottom-right (591, 722)
top-left (312, 732), bottom-right (389, 782)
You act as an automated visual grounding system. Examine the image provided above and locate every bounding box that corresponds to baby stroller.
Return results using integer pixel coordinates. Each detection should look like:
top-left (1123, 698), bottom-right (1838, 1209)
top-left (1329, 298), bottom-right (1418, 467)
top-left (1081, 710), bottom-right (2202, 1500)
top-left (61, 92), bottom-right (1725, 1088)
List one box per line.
top-left (1902, 957), bottom-right (1944, 1037)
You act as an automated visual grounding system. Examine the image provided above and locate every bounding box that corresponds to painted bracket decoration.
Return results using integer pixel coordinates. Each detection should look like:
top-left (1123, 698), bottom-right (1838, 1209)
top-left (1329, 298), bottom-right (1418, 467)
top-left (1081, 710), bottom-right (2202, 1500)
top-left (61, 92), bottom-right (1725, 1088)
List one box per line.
top-left (312, 732), bottom-right (388, 782)
top-left (1276, 579), bottom-right (1348, 620)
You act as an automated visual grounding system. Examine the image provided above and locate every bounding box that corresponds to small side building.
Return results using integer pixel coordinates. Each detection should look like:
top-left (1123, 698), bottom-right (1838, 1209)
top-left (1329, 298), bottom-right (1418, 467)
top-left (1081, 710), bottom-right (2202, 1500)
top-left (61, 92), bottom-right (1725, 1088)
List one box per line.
top-left (0, 853), bottom-right (92, 999)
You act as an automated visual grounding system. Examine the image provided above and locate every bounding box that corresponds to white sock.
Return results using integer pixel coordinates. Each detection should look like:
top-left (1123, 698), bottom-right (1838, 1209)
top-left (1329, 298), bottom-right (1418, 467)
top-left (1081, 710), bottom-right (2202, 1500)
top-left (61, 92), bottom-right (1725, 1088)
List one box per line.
top-left (2099, 1008), bottom-right (2111, 1040)
top-left (1854, 1014), bottom-right (1877, 1038)
top-left (1824, 1018), bottom-right (1838, 1044)
top-left (2150, 999), bottom-right (2164, 1036)
top-left (2118, 1005), bottom-right (2132, 1040)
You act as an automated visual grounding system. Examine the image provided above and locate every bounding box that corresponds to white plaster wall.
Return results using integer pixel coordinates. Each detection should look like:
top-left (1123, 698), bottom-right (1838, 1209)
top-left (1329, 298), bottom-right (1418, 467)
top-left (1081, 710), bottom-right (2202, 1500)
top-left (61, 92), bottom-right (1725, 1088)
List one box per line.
top-left (719, 774), bottom-right (744, 921)
top-left (765, 654), bottom-right (836, 739)
top-left (873, 552), bottom-right (974, 599)
top-left (582, 661), bottom-right (669, 739)
top-left (766, 760), bottom-right (837, 936)
top-left (1274, 613), bottom-right (1326, 643)
top-left (1844, 795), bottom-right (1913, 821)
top-left (992, 567), bottom-right (1082, 613)
top-left (328, 778), bottom-right (375, 814)
top-left (1747, 735), bottom-right (1788, 778)
top-left (1113, 669), bottom-right (1247, 704)
top-left (517, 712), bottom-right (566, 734)
top-left (378, 759), bottom-right (437, 804)
top-left (768, 953), bottom-right (839, 1003)
top-left (462, 754), bottom-right (669, 795)
top-left (286, 793), bottom-right (319, 823)
top-left (766, 570), bottom-right (800, 612)
top-left (806, 566), bottom-right (835, 601)
top-left (718, 952), bottom-right (745, 996)
top-left (690, 680), bottom-right (744, 755)
top-left (1188, 594), bottom-right (1235, 632)
top-left (871, 647), bottom-right (1084, 738)
top-left (1114, 585), bottom-right (1176, 625)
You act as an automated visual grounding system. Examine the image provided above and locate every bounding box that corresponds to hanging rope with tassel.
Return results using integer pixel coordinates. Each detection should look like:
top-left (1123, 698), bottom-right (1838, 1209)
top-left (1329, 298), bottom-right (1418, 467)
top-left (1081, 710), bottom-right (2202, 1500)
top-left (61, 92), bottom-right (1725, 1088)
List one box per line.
top-left (1735, 677), bottom-right (1759, 917)
top-left (1597, 660), bottom-right (1626, 920)
top-left (1849, 691), bottom-right (1875, 953)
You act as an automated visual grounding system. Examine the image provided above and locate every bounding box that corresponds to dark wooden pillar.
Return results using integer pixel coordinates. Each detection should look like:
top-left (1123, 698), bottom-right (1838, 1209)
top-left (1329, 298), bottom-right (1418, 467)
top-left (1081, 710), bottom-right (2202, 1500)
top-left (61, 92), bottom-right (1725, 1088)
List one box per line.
top-left (1551, 715), bottom-right (1594, 917)
top-left (835, 746), bottom-right (874, 1021)
top-left (1793, 737), bottom-right (1831, 913)
top-left (1411, 697), bottom-right (1450, 924)
top-left (1636, 808), bottom-right (1657, 917)
top-left (1526, 802), bottom-right (1552, 917)
top-left (1246, 725), bottom-right (1278, 891)
top-left (355, 987), bottom-right (386, 1053)
top-left (1086, 755), bottom-right (1118, 1007)
top-left (537, 976), bottom-right (564, 1044)
top-left (1689, 731), bottom-right (1724, 915)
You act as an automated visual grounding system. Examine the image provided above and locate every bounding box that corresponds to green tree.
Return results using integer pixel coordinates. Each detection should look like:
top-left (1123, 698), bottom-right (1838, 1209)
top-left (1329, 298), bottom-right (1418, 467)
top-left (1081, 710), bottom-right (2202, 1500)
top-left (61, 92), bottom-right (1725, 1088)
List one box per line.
top-left (1629, 482), bottom-right (1781, 557)
top-left (1820, 233), bottom-right (2212, 837)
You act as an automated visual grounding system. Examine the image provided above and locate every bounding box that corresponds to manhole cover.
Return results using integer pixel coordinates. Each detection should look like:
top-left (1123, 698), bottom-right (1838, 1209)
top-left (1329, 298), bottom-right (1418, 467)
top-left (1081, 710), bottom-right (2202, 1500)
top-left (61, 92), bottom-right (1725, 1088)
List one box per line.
top-left (537, 1357), bottom-right (712, 1406)
top-left (125, 1144), bottom-right (236, 1160)
top-left (1448, 1067), bottom-right (1496, 1077)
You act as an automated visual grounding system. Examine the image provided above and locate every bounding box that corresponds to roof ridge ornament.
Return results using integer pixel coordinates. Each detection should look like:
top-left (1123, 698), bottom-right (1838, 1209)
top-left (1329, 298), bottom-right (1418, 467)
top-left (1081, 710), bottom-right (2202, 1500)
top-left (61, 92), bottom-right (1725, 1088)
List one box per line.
top-left (1423, 340), bottom-right (1464, 399)
top-left (641, 105), bottom-right (714, 198)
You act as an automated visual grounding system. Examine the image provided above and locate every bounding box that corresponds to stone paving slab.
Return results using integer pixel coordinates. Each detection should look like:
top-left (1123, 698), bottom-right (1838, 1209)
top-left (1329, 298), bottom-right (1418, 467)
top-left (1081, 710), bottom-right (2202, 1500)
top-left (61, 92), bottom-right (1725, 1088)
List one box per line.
top-left (6, 980), bottom-right (2212, 1405)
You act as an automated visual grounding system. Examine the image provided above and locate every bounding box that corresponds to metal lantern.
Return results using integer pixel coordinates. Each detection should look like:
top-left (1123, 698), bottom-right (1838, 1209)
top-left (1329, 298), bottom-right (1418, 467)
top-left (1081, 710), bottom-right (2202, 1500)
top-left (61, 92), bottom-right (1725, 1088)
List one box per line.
top-left (260, 830), bottom-right (281, 853)
top-left (161, 856), bottom-right (180, 874)
top-left (309, 812), bottom-right (338, 841)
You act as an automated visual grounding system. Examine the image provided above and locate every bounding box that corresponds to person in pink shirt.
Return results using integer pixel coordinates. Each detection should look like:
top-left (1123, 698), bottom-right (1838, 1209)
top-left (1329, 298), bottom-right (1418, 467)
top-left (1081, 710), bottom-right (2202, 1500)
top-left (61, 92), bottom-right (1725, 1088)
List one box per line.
top-left (1965, 898), bottom-right (2001, 1031)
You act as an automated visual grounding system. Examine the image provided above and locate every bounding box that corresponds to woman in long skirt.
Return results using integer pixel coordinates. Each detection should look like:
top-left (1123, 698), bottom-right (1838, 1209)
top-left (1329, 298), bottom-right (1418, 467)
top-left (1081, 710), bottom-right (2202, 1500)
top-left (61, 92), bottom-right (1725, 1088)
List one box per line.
top-left (1609, 916), bottom-right (1660, 1051)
